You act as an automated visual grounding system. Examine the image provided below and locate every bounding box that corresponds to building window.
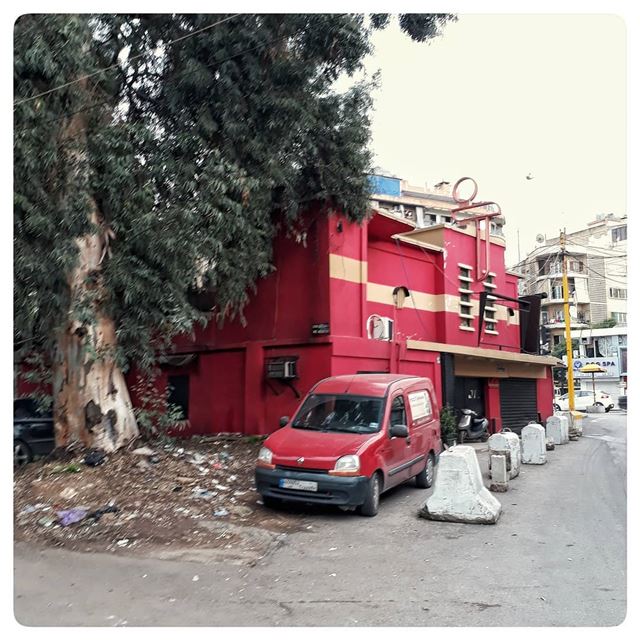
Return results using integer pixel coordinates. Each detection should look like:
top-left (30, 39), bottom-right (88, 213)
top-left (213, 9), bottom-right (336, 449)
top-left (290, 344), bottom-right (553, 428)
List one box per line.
top-left (609, 287), bottom-right (627, 299)
top-left (541, 311), bottom-right (549, 324)
top-left (612, 226), bottom-right (627, 243)
top-left (569, 260), bottom-right (584, 273)
top-left (551, 283), bottom-right (563, 299)
top-left (458, 264), bottom-right (475, 331)
top-left (611, 312), bottom-right (627, 324)
top-left (484, 273), bottom-right (497, 293)
top-left (484, 306), bottom-right (497, 334)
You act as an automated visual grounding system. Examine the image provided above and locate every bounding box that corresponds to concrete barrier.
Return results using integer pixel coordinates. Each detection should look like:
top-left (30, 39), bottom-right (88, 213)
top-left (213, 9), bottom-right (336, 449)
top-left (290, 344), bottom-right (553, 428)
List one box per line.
top-left (489, 454), bottom-right (509, 492)
top-left (420, 445), bottom-right (501, 524)
top-left (570, 411), bottom-right (585, 437)
top-left (586, 404), bottom-right (606, 414)
top-left (521, 423), bottom-right (547, 464)
top-left (488, 432), bottom-right (521, 479)
top-left (546, 415), bottom-right (569, 445)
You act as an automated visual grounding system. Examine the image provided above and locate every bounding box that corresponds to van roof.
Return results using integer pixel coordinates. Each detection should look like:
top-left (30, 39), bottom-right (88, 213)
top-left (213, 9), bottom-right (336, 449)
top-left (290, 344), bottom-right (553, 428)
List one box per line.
top-left (312, 374), bottom-right (428, 398)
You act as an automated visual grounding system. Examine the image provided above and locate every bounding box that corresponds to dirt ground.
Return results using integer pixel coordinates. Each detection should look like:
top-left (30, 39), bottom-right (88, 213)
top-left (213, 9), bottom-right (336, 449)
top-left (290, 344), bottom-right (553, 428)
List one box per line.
top-left (13, 435), bottom-right (307, 558)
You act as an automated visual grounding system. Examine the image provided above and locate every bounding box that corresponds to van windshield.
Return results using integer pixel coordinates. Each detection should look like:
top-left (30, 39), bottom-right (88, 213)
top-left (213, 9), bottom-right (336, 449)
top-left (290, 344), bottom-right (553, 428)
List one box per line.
top-left (292, 394), bottom-right (383, 434)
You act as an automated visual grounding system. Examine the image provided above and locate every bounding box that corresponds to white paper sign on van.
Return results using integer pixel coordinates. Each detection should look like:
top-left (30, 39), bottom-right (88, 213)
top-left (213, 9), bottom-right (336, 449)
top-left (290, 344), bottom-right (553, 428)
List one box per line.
top-left (408, 390), bottom-right (432, 420)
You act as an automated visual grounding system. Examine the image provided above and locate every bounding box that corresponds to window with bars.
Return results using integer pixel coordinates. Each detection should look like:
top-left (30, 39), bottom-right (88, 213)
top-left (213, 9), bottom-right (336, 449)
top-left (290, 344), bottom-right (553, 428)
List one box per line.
top-left (458, 265), bottom-right (474, 330)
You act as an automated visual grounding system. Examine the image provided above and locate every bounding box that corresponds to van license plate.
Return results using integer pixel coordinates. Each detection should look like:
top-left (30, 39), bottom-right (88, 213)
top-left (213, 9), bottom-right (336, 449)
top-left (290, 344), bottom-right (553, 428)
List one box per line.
top-left (279, 479), bottom-right (318, 492)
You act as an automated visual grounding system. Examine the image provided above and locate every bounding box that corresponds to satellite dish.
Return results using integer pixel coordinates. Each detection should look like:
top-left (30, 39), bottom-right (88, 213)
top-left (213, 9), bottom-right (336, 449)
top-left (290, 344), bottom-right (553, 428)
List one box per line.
top-left (535, 234), bottom-right (545, 244)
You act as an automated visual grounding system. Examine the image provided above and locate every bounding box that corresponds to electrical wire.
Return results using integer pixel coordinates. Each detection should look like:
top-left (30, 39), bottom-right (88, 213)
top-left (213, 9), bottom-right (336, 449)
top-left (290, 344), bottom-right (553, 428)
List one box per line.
top-left (564, 236), bottom-right (627, 255)
top-left (14, 27), bottom-right (319, 139)
top-left (13, 14), bottom-right (243, 107)
top-left (393, 238), bottom-right (432, 338)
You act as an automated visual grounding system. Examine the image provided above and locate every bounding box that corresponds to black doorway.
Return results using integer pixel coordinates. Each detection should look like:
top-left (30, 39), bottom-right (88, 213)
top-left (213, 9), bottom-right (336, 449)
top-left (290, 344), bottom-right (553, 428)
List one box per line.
top-left (167, 374), bottom-right (190, 421)
top-left (453, 377), bottom-right (485, 416)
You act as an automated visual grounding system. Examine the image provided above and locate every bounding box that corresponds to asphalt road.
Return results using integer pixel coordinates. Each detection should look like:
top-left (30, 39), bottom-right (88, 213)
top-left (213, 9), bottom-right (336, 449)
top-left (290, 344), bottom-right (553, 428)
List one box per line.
top-left (14, 412), bottom-right (627, 627)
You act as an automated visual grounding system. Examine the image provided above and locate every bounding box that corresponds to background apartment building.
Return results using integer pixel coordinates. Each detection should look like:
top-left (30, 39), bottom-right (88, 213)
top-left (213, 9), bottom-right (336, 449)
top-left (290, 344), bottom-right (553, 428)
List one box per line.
top-left (515, 214), bottom-right (627, 351)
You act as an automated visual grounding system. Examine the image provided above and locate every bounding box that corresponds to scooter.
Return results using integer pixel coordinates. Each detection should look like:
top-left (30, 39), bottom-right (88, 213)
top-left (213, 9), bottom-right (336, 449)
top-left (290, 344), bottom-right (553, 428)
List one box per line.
top-left (457, 408), bottom-right (489, 443)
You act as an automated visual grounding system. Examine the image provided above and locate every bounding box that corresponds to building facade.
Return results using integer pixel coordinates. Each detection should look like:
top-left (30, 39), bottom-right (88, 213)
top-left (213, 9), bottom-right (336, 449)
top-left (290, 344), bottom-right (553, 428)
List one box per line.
top-left (517, 214), bottom-right (627, 351)
top-left (135, 175), bottom-right (558, 436)
top-left (565, 326), bottom-right (628, 404)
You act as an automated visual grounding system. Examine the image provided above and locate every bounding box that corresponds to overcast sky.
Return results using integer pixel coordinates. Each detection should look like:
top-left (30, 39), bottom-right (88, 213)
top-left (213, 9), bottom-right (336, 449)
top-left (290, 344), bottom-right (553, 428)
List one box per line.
top-left (362, 14), bottom-right (626, 267)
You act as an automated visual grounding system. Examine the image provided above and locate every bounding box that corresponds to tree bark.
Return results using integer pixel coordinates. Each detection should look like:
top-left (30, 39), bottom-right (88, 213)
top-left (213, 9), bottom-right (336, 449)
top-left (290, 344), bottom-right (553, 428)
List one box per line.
top-left (52, 211), bottom-right (139, 452)
top-left (52, 77), bottom-right (139, 452)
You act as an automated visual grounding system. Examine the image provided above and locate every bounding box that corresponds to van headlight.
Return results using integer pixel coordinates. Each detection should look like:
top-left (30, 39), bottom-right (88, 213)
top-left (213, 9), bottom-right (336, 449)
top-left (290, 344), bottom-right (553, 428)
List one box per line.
top-left (329, 454), bottom-right (360, 476)
top-left (257, 447), bottom-right (273, 468)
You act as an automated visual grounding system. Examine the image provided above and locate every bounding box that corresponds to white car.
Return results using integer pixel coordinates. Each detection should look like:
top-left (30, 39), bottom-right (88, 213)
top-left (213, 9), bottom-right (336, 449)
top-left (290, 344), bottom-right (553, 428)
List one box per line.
top-left (553, 390), bottom-right (614, 412)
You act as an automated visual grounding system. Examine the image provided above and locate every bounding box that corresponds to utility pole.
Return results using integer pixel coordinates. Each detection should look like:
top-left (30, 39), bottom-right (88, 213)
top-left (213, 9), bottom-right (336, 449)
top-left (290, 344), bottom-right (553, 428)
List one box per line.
top-left (560, 229), bottom-right (575, 411)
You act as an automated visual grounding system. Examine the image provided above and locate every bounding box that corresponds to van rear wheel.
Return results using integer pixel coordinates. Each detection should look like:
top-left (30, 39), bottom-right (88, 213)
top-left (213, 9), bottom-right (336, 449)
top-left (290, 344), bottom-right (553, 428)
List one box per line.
top-left (415, 452), bottom-right (435, 489)
top-left (358, 473), bottom-right (381, 517)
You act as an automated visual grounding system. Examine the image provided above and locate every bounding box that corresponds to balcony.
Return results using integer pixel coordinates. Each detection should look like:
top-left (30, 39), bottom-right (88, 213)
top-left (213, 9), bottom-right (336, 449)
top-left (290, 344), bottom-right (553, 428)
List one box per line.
top-left (544, 315), bottom-right (590, 329)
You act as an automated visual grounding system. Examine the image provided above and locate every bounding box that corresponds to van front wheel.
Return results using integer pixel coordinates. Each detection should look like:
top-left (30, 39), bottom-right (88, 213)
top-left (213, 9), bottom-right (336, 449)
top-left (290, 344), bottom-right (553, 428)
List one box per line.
top-left (358, 473), bottom-right (381, 517)
top-left (415, 452), bottom-right (435, 489)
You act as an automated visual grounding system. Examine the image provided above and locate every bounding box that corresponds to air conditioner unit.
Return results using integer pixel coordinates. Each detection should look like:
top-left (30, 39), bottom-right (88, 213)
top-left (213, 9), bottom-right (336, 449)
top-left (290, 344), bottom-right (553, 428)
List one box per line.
top-left (580, 337), bottom-right (590, 345)
top-left (366, 314), bottom-right (394, 341)
top-left (265, 357), bottom-right (298, 380)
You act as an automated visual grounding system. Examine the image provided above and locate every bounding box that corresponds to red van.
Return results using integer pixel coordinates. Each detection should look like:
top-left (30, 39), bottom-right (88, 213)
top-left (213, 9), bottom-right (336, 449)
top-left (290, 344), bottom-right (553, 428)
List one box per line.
top-left (254, 374), bottom-right (441, 516)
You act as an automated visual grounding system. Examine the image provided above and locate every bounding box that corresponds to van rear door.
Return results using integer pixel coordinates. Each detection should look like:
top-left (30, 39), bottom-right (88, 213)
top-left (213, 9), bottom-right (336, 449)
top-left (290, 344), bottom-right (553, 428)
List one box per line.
top-left (406, 387), bottom-right (438, 470)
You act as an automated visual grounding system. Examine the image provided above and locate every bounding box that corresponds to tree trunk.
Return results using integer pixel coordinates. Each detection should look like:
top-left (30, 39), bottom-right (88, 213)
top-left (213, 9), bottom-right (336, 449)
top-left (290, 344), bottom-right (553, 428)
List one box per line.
top-left (52, 77), bottom-right (139, 452)
top-left (52, 204), bottom-right (139, 452)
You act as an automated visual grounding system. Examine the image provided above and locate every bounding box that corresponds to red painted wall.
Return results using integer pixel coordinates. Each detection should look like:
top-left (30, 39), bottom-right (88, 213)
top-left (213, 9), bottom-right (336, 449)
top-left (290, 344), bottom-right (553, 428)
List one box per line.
top-left (536, 371), bottom-right (555, 424)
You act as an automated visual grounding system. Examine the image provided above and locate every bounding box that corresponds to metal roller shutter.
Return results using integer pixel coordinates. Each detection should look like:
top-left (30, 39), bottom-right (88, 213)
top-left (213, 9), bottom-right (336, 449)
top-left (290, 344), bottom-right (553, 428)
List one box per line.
top-left (499, 378), bottom-right (538, 433)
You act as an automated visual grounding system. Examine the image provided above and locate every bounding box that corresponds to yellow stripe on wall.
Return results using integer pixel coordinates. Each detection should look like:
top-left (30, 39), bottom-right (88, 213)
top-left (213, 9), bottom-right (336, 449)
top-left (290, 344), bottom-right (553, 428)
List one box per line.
top-left (329, 253), bottom-right (367, 284)
top-left (329, 253), bottom-right (519, 325)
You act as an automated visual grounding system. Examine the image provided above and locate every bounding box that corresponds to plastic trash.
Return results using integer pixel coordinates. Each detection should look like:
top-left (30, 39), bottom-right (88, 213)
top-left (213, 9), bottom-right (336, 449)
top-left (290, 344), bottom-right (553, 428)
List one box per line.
top-left (191, 487), bottom-right (215, 499)
top-left (56, 508), bottom-right (89, 526)
top-left (86, 505), bottom-right (119, 522)
top-left (132, 446), bottom-right (156, 456)
top-left (214, 508), bottom-right (229, 517)
top-left (84, 450), bottom-right (106, 467)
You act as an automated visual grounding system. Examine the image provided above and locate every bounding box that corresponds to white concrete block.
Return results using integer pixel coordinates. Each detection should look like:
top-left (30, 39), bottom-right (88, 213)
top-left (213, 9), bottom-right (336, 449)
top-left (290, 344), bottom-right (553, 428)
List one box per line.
top-left (488, 432), bottom-right (521, 479)
top-left (421, 445), bottom-right (501, 524)
top-left (490, 454), bottom-right (509, 483)
top-left (586, 404), bottom-right (606, 414)
top-left (546, 415), bottom-right (569, 445)
top-left (521, 423), bottom-right (547, 464)
top-left (489, 454), bottom-right (509, 492)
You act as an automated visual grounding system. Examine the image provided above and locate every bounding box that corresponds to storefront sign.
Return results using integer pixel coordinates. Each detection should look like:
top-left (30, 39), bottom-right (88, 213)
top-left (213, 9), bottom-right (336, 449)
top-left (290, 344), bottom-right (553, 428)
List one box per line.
top-left (567, 356), bottom-right (620, 378)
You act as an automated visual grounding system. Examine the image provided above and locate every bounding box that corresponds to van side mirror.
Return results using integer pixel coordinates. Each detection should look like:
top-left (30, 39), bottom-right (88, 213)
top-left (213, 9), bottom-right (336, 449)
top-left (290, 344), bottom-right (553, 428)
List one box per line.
top-left (389, 424), bottom-right (409, 438)
top-left (279, 416), bottom-right (290, 428)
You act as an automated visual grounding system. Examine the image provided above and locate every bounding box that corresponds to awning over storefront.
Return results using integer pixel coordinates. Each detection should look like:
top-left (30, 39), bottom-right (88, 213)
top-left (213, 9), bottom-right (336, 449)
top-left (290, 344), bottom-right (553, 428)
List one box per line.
top-left (407, 339), bottom-right (562, 379)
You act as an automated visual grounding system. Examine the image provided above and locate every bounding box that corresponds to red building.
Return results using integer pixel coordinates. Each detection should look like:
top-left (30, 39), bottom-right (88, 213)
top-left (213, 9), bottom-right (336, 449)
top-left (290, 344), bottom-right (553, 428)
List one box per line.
top-left (148, 178), bottom-right (559, 436)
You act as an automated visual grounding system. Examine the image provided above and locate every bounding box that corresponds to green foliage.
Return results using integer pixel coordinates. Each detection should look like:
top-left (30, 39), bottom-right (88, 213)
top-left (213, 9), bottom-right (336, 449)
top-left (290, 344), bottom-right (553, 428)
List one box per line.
top-left (591, 318), bottom-right (617, 329)
top-left (551, 338), bottom-right (579, 359)
top-left (14, 13), bottom-right (455, 377)
top-left (439, 404), bottom-right (458, 444)
top-left (131, 371), bottom-right (185, 439)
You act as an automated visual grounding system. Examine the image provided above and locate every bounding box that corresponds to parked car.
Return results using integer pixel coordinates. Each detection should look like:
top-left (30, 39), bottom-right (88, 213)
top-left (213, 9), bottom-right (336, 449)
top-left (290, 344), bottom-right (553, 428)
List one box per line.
top-left (553, 389), bottom-right (614, 412)
top-left (254, 374), bottom-right (442, 517)
top-left (14, 398), bottom-right (55, 467)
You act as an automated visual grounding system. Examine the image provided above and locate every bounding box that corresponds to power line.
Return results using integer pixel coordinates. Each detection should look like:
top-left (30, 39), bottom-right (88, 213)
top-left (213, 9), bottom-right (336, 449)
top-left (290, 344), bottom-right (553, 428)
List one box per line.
top-left (582, 263), bottom-right (628, 286)
top-left (564, 236), bottom-right (627, 255)
top-left (13, 13), bottom-right (243, 108)
top-left (15, 28), bottom-right (307, 138)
